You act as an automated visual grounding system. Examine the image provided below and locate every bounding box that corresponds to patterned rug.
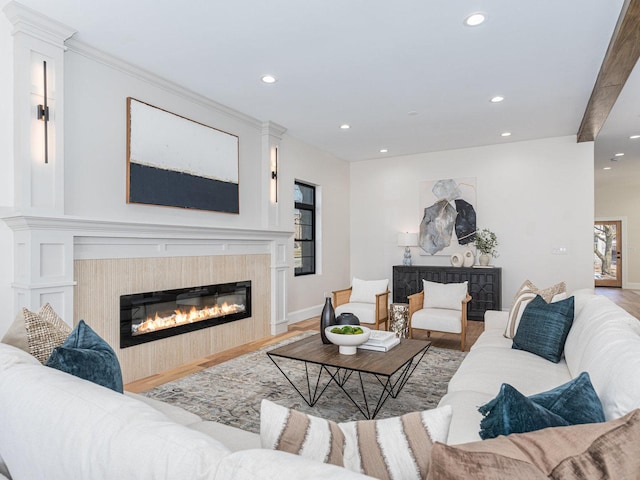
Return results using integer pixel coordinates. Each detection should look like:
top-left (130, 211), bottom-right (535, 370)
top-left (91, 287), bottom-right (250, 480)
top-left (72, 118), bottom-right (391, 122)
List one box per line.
top-left (142, 333), bottom-right (466, 433)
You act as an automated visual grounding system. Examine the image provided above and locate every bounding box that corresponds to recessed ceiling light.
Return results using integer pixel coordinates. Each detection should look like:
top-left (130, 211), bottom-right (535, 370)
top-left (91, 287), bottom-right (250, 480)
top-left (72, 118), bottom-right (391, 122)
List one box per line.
top-left (490, 96), bottom-right (504, 103)
top-left (603, 167), bottom-right (612, 170)
top-left (630, 135), bottom-right (640, 139)
top-left (261, 74), bottom-right (277, 84)
top-left (408, 111), bottom-right (419, 116)
top-left (464, 12), bottom-right (486, 26)
top-left (379, 148), bottom-right (388, 153)
top-left (340, 124), bottom-right (351, 130)
top-left (614, 152), bottom-right (625, 157)
top-left (501, 132), bottom-right (512, 137)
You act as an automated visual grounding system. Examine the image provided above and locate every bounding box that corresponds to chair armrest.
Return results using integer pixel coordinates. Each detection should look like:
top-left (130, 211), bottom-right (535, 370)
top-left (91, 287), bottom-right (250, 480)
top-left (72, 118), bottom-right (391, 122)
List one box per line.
top-left (375, 290), bottom-right (390, 321)
top-left (332, 287), bottom-right (352, 307)
top-left (408, 291), bottom-right (424, 318)
top-left (461, 294), bottom-right (472, 323)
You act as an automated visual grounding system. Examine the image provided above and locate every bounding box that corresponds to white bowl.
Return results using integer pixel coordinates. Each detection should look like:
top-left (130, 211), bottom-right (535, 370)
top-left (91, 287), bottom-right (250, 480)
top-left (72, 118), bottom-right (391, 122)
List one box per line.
top-left (325, 325), bottom-right (371, 355)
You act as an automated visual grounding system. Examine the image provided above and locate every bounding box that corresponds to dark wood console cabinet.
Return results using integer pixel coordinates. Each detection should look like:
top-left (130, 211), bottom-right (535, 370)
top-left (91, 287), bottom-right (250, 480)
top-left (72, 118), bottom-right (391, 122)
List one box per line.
top-left (393, 265), bottom-right (502, 321)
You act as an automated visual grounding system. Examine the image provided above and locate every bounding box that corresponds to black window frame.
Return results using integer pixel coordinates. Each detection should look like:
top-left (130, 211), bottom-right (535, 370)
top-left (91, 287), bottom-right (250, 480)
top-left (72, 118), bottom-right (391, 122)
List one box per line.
top-left (294, 181), bottom-right (316, 276)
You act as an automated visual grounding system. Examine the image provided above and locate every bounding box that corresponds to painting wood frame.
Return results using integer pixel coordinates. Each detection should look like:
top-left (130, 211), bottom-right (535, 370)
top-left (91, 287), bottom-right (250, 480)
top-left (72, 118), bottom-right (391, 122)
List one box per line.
top-left (126, 98), bottom-right (240, 214)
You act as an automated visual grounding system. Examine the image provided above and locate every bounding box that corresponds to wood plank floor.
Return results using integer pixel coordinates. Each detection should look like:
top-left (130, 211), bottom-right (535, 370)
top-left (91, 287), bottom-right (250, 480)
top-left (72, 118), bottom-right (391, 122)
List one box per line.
top-left (126, 288), bottom-right (640, 393)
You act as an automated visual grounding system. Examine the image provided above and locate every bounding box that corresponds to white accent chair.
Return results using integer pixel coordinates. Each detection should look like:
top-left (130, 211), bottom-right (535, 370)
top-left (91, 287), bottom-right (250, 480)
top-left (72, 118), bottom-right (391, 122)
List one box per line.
top-left (407, 280), bottom-right (472, 351)
top-left (332, 278), bottom-right (390, 330)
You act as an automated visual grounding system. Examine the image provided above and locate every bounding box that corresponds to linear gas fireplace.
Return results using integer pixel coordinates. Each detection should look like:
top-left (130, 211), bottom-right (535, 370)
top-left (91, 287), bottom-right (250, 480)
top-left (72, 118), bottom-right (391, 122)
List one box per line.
top-left (120, 280), bottom-right (251, 348)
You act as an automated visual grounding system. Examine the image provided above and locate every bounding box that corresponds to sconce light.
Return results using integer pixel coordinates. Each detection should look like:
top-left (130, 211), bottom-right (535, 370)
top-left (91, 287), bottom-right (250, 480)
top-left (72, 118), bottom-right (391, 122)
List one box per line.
top-left (271, 146), bottom-right (279, 203)
top-left (36, 60), bottom-right (49, 164)
top-left (397, 232), bottom-right (418, 266)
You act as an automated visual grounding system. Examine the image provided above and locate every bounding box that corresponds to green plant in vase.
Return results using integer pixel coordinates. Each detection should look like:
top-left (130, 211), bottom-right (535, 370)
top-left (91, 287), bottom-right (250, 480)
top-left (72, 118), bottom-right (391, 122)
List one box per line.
top-left (474, 228), bottom-right (499, 266)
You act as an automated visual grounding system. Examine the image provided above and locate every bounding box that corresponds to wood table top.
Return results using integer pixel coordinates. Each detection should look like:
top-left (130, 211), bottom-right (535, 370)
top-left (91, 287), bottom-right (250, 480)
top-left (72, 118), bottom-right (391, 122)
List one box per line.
top-left (267, 334), bottom-right (431, 377)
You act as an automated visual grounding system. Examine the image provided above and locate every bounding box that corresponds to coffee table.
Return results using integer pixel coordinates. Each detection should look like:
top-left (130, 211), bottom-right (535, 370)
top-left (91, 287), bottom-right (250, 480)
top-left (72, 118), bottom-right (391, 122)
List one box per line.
top-left (267, 335), bottom-right (431, 419)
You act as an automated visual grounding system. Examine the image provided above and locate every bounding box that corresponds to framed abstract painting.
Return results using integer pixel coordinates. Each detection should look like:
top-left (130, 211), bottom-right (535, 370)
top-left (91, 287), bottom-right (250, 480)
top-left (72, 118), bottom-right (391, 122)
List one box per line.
top-left (127, 98), bottom-right (240, 214)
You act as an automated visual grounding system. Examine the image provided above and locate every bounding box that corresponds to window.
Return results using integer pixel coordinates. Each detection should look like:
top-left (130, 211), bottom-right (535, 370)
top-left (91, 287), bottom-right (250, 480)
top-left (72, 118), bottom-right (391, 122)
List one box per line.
top-left (294, 181), bottom-right (315, 276)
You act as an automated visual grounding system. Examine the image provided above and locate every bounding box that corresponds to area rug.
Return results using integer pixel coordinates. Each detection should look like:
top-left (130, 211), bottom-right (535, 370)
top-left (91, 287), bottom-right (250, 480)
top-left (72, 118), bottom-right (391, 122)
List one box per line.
top-left (142, 333), bottom-right (466, 433)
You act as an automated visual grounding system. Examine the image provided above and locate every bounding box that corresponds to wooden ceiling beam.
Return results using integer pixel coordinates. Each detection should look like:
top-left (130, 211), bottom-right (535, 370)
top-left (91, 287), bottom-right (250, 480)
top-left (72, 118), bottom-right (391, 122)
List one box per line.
top-left (577, 0), bottom-right (640, 142)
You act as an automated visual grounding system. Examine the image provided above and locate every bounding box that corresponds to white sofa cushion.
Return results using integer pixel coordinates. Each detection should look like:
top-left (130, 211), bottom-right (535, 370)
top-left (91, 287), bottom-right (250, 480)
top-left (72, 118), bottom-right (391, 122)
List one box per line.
top-left (349, 278), bottom-right (388, 304)
top-left (0, 342), bottom-right (40, 372)
top-left (189, 421), bottom-right (261, 452)
top-left (335, 303), bottom-right (376, 325)
top-left (446, 346), bottom-right (572, 398)
top-left (215, 449), bottom-right (376, 480)
top-left (437, 390), bottom-right (494, 445)
top-left (0, 349), bottom-right (230, 480)
top-left (422, 280), bottom-right (467, 311)
top-left (564, 295), bottom-right (640, 420)
top-left (411, 308), bottom-right (462, 334)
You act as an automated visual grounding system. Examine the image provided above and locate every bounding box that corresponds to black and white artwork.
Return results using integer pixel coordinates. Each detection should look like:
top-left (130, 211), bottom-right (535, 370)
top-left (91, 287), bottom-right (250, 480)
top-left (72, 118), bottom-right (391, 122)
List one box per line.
top-left (418, 178), bottom-right (477, 255)
top-left (127, 98), bottom-right (240, 213)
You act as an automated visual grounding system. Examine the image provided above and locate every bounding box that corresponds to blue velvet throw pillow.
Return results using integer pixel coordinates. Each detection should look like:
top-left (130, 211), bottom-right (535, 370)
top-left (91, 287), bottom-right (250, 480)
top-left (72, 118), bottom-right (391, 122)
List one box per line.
top-left (512, 294), bottom-right (574, 363)
top-left (45, 320), bottom-right (124, 393)
top-left (478, 372), bottom-right (605, 440)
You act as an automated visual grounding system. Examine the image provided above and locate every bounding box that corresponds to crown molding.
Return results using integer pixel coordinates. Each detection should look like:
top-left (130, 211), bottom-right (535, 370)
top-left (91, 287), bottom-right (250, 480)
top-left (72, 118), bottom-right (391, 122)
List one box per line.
top-left (65, 38), bottom-right (264, 130)
top-left (3, 1), bottom-right (76, 47)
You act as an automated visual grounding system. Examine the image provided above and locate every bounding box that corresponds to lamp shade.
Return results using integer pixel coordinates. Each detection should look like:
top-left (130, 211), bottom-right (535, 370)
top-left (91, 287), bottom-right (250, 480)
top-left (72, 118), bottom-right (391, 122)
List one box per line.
top-left (397, 232), bottom-right (418, 247)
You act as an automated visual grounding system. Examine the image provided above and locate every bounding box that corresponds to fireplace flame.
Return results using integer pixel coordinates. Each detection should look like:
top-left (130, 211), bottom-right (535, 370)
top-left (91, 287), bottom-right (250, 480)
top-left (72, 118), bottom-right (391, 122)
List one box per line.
top-left (133, 302), bottom-right (245, 335)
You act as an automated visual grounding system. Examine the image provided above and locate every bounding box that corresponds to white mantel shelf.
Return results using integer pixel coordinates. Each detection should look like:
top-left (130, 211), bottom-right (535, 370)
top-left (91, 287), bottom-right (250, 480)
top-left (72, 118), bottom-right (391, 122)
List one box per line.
top-left (2, 214), bottom-right (293, 240)
top-left (3, 213), bottom-right (293, 336)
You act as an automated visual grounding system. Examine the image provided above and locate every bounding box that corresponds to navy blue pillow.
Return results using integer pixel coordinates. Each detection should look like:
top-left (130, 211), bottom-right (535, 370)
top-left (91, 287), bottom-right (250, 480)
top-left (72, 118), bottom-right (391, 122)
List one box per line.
top-left (512, 294), bottom-right (574, 363)
top-left (478, 372), bottom-right (605, 440)
top-left (45, 320), bottom-right (124, 393)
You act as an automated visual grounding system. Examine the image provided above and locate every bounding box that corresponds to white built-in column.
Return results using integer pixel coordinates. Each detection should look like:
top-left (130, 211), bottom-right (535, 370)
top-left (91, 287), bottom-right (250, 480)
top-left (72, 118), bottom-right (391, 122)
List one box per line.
top-left (3, 2), bottom-right (75, 319)
top-left (262, 121), bottom-right (289, 334)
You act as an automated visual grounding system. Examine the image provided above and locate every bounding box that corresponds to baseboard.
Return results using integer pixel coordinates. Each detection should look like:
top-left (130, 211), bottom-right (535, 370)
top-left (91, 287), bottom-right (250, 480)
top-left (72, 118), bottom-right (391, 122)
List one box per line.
top-left (287, 304), bottom-right (322, 325)
top-left (624, 282), bottom-right (640, 291)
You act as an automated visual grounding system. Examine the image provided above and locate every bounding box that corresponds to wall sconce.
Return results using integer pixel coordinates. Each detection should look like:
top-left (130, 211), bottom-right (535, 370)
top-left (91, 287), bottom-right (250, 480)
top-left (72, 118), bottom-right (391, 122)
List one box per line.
top-left (270, 146), bottom-right (278, 203)
top-left (397, 232), bottom-right (418, 266)
top-left (36, 60), bottom-right (50, 164)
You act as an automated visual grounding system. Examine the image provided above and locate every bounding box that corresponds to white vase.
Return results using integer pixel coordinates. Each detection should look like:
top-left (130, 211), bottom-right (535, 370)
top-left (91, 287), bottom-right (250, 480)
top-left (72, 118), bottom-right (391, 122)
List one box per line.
top-left (479, 253), bottom-right (491, 266)
top-left (450, 253), bottom-right (463, 268)
top-left (463, 250), bottom-right (475, 267)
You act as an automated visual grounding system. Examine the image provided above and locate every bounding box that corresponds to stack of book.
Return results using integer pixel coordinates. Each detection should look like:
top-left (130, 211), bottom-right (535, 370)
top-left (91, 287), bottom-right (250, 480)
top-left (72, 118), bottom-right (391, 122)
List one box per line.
top-left (358, 330), bottom-right (400, 352)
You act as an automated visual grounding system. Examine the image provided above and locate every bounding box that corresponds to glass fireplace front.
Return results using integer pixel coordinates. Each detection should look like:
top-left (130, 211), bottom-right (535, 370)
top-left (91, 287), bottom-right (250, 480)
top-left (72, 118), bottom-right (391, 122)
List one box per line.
top-left (120, 280), bottom-right (251, 348)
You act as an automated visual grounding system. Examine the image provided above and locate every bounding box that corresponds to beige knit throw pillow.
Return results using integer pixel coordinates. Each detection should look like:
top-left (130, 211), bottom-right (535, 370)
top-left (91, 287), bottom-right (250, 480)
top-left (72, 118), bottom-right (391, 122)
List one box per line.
top-left (23, 303), bottom-right (72, 364)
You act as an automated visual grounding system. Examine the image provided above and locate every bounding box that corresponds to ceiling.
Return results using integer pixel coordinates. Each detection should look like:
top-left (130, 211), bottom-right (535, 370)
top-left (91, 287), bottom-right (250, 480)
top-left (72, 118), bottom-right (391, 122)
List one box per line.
top-left (5, 0), bottom-right (635, 168)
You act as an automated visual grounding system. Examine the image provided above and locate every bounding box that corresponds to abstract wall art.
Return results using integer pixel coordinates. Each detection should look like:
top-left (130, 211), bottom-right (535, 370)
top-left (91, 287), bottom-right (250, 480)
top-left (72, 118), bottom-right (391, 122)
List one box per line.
top-left (127, 98), bottom-right (240, 213)
top-left (418, 178), bottom-right (477, 255)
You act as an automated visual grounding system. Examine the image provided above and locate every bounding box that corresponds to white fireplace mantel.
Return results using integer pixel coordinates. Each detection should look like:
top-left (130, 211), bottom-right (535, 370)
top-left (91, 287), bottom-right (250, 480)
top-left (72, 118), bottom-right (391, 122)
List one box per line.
top-left (3, 213), bottom-right (293, 335)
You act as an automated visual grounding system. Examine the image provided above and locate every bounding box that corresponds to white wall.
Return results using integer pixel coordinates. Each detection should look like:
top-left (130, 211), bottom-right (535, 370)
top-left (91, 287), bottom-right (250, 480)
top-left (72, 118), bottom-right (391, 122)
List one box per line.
top-left (350, 136), bottom-right (595, 305)
top-left (596, 183), bottom-right (640, 288)
top-left (63, 47), bottom-right (265, 229)
top-left (0, 8), bottom-right (14, 331)
top-left (281, 135), bottom-right (351, 322)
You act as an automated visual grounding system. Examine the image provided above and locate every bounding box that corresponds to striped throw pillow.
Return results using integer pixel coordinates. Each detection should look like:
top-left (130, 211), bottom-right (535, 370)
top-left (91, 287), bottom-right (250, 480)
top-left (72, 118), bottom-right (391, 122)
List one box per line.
top-left (504, 280), bottom-right (566, 339)
top-left (260, 399), bottom-right (452, 480)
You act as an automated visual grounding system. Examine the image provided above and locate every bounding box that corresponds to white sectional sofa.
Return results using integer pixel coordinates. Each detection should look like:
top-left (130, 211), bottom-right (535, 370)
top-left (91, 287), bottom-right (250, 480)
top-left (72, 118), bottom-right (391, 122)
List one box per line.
top-left (0, 342), bottom-right (373, 480)
top-left (439, 290), bottom-right (640, 445)
top-left (1, 289), bottom-right (639, 479)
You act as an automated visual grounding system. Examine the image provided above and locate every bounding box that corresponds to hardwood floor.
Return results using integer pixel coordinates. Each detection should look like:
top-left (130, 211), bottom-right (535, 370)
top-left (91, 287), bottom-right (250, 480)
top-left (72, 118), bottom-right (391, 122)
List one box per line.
top-left (125, 288), bottom-right (640, 393)
top-left (594, 287), bottom-right (640, 319)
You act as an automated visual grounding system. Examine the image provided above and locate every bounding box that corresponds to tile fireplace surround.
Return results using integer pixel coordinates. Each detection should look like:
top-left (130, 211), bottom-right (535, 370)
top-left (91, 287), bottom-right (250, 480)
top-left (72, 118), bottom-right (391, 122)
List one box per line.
top-left (3, 215), bottom-right (291, 383)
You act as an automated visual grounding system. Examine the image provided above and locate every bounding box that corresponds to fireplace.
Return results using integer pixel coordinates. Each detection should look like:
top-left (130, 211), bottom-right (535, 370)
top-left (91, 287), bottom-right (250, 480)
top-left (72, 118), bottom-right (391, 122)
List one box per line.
top-left (120, 280), bottom-right (251, 348)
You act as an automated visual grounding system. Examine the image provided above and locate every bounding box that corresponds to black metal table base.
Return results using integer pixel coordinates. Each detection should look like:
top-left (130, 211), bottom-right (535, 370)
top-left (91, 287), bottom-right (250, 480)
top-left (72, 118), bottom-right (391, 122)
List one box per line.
top-left (268, 344), bottom-right (430, 419)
